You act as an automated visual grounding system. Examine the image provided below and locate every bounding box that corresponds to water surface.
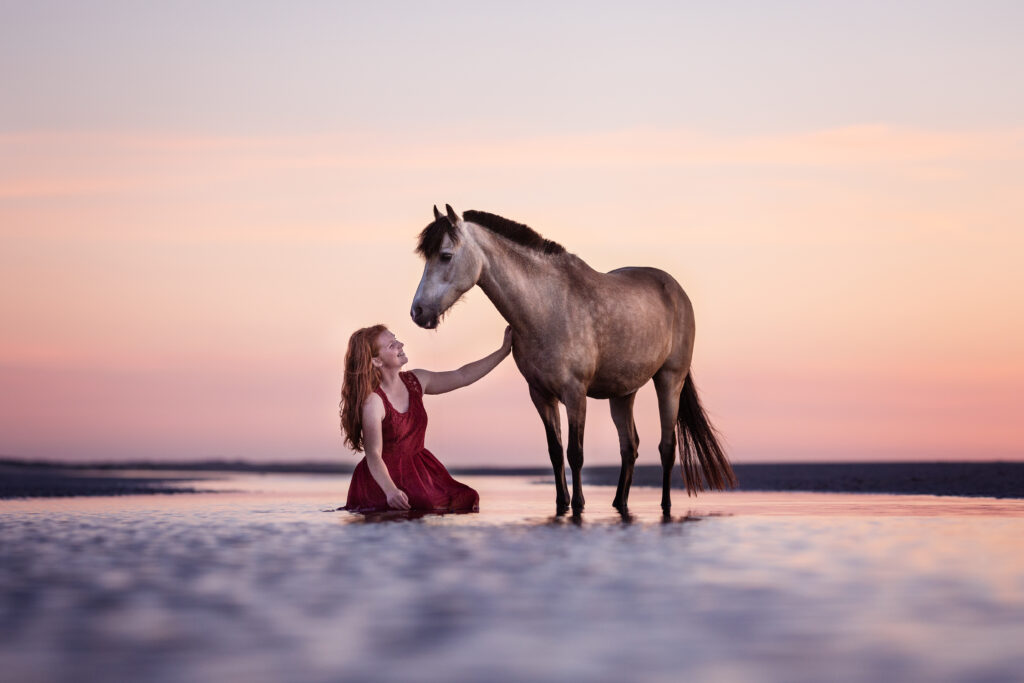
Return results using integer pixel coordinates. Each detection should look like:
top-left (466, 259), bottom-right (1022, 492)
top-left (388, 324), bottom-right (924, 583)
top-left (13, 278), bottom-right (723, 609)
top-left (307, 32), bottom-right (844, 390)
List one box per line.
top-left (2, 474), bottom-right (1022, 682)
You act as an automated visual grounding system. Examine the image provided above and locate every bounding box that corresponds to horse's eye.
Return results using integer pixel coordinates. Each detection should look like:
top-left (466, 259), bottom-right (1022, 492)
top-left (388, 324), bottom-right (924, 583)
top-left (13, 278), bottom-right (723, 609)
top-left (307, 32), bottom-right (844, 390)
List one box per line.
top-left (440, 253), bottom-right (453, 263)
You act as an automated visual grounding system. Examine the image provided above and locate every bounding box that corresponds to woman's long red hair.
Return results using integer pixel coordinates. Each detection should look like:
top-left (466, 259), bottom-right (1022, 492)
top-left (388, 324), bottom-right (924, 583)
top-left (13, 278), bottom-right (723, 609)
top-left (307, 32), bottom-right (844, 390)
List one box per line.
top-left (339, 324), bottom-right (388, 452)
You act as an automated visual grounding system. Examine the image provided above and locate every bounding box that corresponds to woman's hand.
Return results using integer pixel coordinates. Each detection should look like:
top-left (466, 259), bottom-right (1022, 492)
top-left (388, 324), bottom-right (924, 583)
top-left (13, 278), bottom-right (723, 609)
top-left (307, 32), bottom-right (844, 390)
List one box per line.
top-left (501, 325), bottom-right (513, 356)
top-left (386, 487), bottom-right (410, 510)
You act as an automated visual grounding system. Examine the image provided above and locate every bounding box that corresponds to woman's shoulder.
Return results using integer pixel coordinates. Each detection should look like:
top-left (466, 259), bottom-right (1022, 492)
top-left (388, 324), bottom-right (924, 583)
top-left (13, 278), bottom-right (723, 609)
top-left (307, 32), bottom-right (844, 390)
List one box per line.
top-left (362, 391), bottom-right (385, 419)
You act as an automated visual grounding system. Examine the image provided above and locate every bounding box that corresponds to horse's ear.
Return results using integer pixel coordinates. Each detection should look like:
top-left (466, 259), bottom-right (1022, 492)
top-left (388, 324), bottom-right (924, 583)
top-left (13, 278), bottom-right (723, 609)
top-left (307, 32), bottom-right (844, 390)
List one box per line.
top-left (433, 205), bottom-right (443, 222)
top-left (445, 204), bottom-right (459, 227)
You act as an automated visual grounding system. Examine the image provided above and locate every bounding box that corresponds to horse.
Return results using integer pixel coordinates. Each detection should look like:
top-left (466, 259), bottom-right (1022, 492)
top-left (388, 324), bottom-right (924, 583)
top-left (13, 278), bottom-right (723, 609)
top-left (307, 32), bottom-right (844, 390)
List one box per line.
top-left (411, 204), bottom-right (735, 515)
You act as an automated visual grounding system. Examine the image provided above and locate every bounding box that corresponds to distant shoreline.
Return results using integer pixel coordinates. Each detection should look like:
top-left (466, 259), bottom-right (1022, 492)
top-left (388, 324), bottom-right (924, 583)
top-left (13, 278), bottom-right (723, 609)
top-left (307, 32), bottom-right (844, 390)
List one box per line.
top-left (1, 458), bottom-right (1022, 500)
top-left (0, 457), bottom-right (358, 474)
top-left (586, 462), bottom-right (1024, 500)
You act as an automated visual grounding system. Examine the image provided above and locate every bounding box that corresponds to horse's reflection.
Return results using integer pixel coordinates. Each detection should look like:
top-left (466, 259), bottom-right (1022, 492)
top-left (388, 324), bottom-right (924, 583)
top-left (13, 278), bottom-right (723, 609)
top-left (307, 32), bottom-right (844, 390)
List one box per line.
top-left (540, 505), bottom-right (708, 526)
top-left (333, 505), bottom-right (715, 526)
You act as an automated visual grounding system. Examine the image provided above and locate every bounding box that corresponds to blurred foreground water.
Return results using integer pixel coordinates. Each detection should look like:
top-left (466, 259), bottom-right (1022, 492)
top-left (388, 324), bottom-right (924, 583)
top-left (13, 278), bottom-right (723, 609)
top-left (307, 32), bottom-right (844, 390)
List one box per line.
top-left (2, 474), bottom-right (1023, 682)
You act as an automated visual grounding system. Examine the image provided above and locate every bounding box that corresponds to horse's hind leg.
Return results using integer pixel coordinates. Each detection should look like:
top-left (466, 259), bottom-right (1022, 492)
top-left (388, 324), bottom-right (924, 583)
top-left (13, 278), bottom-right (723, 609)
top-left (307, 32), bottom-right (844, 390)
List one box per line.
top-left (529, 385), bottom-right (570, 514)
top-left (654, 369), bottom-right (685, 515)
top-left (609, 392), bottom-right (639, 511)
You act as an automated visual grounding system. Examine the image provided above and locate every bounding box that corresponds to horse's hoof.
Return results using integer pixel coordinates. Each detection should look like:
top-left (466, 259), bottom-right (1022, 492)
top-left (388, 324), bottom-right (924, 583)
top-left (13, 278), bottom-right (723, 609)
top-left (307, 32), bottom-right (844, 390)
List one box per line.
top-left (556, 502), bottom-right (570, 515)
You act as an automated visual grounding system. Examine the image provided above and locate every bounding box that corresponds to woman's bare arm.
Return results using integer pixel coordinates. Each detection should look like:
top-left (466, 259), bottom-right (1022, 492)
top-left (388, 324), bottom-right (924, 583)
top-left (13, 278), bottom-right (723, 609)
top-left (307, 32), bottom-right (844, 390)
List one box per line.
top-left (361, 394), bottom-right (410, 510)
top-left (413, 327), bottom-right (512, 395)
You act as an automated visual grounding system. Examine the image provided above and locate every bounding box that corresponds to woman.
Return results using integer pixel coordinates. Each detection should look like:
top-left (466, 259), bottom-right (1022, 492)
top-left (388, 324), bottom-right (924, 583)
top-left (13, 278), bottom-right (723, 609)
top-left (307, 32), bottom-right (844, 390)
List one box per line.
top-left (339, 324), bottom-right (512, 512)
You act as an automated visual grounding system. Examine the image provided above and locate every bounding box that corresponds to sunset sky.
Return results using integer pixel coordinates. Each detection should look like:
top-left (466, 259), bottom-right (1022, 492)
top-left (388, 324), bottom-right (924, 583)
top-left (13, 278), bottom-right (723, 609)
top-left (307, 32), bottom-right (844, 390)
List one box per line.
top-left (2, 2), bottom-right (1022, 466)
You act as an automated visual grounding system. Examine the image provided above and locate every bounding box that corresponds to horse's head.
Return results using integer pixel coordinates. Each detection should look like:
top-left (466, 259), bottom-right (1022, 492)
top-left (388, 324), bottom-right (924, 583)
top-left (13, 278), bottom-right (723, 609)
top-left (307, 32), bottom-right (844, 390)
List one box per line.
top-left (411, 204), bottom-right (484, 329)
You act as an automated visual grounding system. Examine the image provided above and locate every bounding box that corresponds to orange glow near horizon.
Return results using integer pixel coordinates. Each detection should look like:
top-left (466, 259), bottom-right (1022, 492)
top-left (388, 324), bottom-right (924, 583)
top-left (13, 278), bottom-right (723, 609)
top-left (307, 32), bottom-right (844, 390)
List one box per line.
top-left (2, 124), bottom-right (1023, 464)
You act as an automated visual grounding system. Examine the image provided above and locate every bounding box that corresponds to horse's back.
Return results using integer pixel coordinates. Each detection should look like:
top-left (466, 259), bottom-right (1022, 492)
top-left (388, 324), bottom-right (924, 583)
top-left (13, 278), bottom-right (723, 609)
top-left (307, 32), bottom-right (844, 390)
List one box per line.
top-left (603, 266), bottom-right (691, 316)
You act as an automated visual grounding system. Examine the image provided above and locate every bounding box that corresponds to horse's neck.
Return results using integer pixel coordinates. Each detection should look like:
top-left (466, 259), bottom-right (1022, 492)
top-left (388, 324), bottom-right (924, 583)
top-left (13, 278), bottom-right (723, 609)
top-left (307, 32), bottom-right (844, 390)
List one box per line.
top-left (473, 228), bottom-right (586, 332)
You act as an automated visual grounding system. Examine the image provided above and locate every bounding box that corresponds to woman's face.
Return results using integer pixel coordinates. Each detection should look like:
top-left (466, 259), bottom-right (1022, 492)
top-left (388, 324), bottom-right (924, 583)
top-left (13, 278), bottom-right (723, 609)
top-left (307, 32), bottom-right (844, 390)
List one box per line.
top-left (373, 330), bottom-right (407, 369)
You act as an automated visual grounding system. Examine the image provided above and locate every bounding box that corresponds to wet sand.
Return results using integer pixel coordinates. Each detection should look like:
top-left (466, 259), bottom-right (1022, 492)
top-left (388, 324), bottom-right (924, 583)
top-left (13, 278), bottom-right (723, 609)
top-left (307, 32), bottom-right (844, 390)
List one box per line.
top-left (2, 473), bottom-right (1023, 682)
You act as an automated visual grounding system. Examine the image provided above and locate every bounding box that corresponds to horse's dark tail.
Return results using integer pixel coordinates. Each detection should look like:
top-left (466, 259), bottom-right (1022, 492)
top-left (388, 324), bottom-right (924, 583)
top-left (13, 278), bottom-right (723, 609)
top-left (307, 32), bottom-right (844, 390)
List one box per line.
top-left (676, 372), bottom-right (737, 496)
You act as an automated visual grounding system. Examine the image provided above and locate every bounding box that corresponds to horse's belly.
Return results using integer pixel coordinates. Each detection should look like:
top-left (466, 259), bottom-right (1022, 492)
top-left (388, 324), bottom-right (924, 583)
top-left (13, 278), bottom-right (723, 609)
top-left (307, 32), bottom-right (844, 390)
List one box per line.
top-left (586, 384), bottom-right (637, 400)
top-left (584, 342), bottom-right (669, 399)
top-left (586, 370), bottom-right (654, 399)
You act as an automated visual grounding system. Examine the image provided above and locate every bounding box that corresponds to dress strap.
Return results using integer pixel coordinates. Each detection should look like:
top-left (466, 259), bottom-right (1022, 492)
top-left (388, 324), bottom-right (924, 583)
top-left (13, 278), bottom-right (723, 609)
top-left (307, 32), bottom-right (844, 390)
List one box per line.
top-left (401, 371), bottom-right (423, 397)
top-left (374, 386), bottom-right (393, 413)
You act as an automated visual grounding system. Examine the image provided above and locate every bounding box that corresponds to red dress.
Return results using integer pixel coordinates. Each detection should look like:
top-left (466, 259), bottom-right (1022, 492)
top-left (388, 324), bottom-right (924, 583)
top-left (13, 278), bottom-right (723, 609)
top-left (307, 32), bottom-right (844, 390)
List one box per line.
top-left (345, 371), bottom-right (479, 513)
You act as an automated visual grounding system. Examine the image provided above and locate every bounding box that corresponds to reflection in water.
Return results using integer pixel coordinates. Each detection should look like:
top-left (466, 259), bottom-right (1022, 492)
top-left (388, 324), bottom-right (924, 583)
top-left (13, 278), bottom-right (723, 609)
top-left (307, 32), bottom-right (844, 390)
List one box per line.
top-left (2, 473), bottom-right (1023, 682)
top-left (343, 508), bottom-right (482, 524)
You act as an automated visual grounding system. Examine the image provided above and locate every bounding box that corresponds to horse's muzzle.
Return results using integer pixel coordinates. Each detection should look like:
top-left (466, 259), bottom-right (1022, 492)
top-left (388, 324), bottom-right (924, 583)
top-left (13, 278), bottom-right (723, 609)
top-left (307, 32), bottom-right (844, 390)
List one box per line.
top-left (411, 304), bottom-right (439, 329)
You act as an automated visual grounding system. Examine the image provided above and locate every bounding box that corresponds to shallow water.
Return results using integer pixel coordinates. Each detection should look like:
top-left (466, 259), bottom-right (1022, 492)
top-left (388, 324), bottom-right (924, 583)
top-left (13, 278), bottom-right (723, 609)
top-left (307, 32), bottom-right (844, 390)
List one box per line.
top-left (2, 474), bottom-right (1023, 682)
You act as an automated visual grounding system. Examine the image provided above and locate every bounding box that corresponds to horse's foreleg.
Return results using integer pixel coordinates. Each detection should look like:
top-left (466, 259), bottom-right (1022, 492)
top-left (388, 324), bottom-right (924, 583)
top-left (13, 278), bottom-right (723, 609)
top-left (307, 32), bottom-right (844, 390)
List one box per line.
top-left (564, 392), bottom-right (587, 515)
top-left (529, 385), bottom-right (569, 514)
top-left (609, 392), bottom-right (639, 511)
top-left (654, 371), bottom-right (684, 515)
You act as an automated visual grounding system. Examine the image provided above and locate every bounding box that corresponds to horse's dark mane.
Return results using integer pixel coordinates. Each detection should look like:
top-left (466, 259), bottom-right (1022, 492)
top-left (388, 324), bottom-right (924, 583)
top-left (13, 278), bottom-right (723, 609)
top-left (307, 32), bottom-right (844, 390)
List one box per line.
top-left (416, 210), bottom-right (566, 257)
top-left (464, 210), bottom-right (566, 255)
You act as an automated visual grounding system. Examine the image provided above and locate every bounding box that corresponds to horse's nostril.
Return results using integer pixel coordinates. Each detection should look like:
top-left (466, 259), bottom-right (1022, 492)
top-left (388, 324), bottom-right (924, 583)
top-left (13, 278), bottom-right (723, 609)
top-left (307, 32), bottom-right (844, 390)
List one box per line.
top-left (412, 305), bottom-right (422, 319)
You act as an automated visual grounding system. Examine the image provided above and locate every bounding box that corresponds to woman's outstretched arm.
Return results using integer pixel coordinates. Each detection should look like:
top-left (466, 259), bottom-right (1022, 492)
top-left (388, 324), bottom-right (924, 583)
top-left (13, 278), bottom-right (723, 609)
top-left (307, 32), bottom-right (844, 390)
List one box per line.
top-left (413, 327), bottom-right (512, 395)
top-left (361, 394), bottom-right (410, 510)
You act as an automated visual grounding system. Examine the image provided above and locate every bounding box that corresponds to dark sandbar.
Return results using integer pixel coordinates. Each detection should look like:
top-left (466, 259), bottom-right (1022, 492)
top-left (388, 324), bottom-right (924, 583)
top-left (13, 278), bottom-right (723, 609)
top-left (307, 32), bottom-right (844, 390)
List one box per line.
top-left (0, 464), bottom-right (210, 499)
top-left (583, 462), bottom-right (1024, 499)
